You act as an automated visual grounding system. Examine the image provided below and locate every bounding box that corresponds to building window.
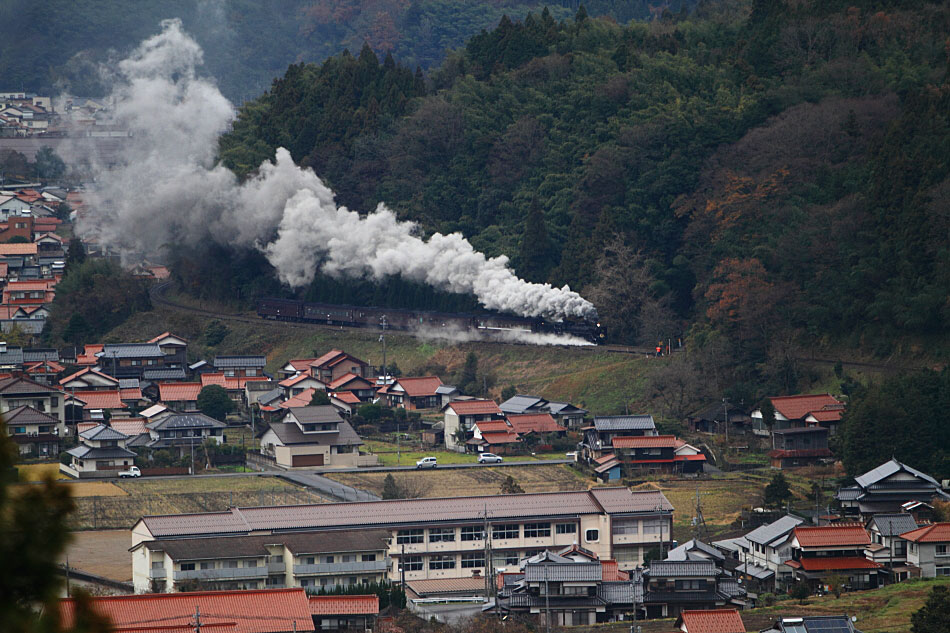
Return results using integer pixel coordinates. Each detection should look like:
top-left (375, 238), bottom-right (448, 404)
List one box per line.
top-left (936, 567), bottom-right (950, 576)
top-left (556, 523), bottom-right (577, 535)
top-left (348, 576), bottom-right (357, 585)
top-left (50, 397), bottom-right (58, 407)
top-left (402, 556), bottom-right (423, 572)
top-left (461, 553), bottom-right (485, 569)
top-left (461, 526), bottom-right (484, 541)
top-left (675, 579), bottom-right (706, 590)
top-left (323, 555), bottom-right (335, 564)
top-left (505, 552), bottom-right (520, 566)
top-left (493, 524), bottom-right (520, 540)
top-left (341, 555), bottom-right (356, 563)
top-left (200, 562), bottom-right (214, 570)
top-left (585, 529), bottom-right (599, 543)
top-left (180, 563), bottom-right (195, 571)
top-left (397, 529), bottom-right (424, 544)
top-left (524, 523), bottom-right (551, 538)
top-left (246, 560), bottom-right (257, 568)
top-left (362, 554), bottom-right (376, 562)
top-left (429, 528), bottom-right (455, 543)
top-left (643, 519), bottom-right (665, 535)
top-left (612, 520), bottom-right (638, 535)
top-left (429, 555), bottom-right (456, 570)
top-left (937, 545), bottom-right (948, 557)
top-left (225, 560), bottom-right (238, 568)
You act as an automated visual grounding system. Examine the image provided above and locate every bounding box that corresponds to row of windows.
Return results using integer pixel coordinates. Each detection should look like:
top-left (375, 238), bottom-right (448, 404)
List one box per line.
top-left (402, 552), bottom-right (486, 571)
top-left (298, 554), bottom-right (377, 565)
top-left (612, 519), bottom-right (669, 536)
top-left (396, 522), bottom-right (577, 544)
top-left (176, 552), bottom-right (377, 570)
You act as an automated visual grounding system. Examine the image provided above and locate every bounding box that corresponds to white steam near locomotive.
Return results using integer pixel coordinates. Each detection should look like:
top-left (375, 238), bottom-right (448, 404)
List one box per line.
top-left (80, 19), bottom-right (597, 322)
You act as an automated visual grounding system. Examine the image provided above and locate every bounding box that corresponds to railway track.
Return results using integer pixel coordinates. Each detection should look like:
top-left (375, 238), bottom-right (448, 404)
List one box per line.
top-left (149, 282), bottom-right (648, 353)
top-left (149, 283), bottom-right (935, 371)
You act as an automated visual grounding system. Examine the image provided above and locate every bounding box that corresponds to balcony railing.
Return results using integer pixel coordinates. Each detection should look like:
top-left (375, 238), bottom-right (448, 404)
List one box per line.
top-left (173, 566), bottom-right (268, 581)
top-left (293, 560), bottom-right (388, 576)
top-left (268, 562), bottom-right (286, 573)
top-left (149, 568), bottom-right (167, 579)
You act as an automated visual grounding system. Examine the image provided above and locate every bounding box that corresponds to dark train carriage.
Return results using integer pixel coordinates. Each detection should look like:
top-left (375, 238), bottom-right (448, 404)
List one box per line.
top-left (258, 298), bottom-right (303, 320)
top-left (303, 303), bottom-right (356, 325)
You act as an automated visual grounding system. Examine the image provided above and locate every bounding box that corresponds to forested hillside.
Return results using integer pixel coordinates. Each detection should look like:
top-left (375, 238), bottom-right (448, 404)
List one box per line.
top-left (215, 0), bottom-right (950, 377)
top-left (0, 0), bottom-right (690, 100)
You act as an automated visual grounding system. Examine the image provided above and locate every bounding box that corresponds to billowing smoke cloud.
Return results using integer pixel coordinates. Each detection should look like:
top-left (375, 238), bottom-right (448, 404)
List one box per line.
top-left (82, 19), bottom-right (597, 321)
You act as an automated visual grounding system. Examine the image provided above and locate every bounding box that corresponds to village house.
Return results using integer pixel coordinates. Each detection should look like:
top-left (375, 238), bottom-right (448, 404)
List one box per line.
top-left (58, 588), bottom-right (317, 633)
top-left (733, 514), bottom-right (803, 591)
top-left (148, 332), bottom-right (188, 369)
top-left (60, 367), bottom-right (120, 391)
top-left (144, 411), bottom-right (226, 453)
top-left (23, 359), bottom-right (64, 384)
top-left (201, 372), bottom-right (270, 406)
top-left (213, 355), bottom-right (267, 377)
top-left (98, 342), bottom-right (165, 379)
top-left (326, 373), bottom-right (376, 401)
top-left (751, 393), bottom-right (846, 436)
top-left (442, 399), bottom-right (505, 451)
top-left (62, 423), bottom-right (137, 478)
top-left (279, 372), bottom-right (327, 399)
top-left (280, 357), bottom-right (319, 380)
top-left (785, 525), bottom-right (884, 591)
top-left (0, 375), bottom-right (66, 423)
top-left (307, 349), bottom-right (370, 383)
top-left (688, 403), bottom-right (753, 435)
top-left (258, 405), bottom-right (372, 468)
top-left (132, 488), bottom-right (675, 582)
top-left (769, 426), bottom-right (834, 469)
top-left (499, 394), bottom-right (588, 429)
top-left (665, 540), bottom-right (727, 568)
top-left (308, 595), bottom-right (380, 632)
top-left (468, 418), bottom-right (521, 454)
top-left (761, 615), bottom-right (863, 633)
top-left (4, 405), bottom-right (64, 457)
top-left (900, 523), bottom-right (950, 578)
top-left (611, 435), bottom-right (706, 474)
top-left (67, 389), bottom-right (128, 420)
top-left (493, 548), bottom-right (634, 626)
top-left (329, 391), bottom-right (361, 416)
top-left (864, 513), bottom-right (918, 581)
top-left (379, 376), bottom-right (443, 410)
top-left (675, 609), bottom-right (746, 633)
top-left (581, 415), bottom-right (658, 459)
top-left (157, 382), bottom-right (202, 411)
top-left (641, 560), bottom-right (747, 619)
top-left (131, 528), bottom-right (390, 593)
top-left (835, 458), bottom-right (950, 519)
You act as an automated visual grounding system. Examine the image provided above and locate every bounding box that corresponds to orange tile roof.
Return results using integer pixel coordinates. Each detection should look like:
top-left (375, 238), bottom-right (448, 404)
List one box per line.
top-left (678, 609), bottom-right (745, 633)
top-left (770, 394), bottom-right (843, 420)
top-left (110, 418), bottom-right (147, 436)
top-left (70, 390), bottom-right (125, 410)
top-left (311, 349), bottom-right (347, 368)
top-left (148, 331), bottom-right (187, 344)
top-left (59, 588), bottom-right (316, 633)
top-left (506, 412), bottom-right (564, 434)
top-left (280, 372), bottom-right (320, 388)
top-left (120, 387), bottom-right (143, 400)
top-left (393, 376), bottom-right (443, 397)
top-left (900, 522), bottom-right (950, 543)
top-left (308, 594), bottom-right (379, 616)
top-left (0, 243), bottom-right (38, 255)
top-left (790, 556), bottom-right (882, 571)
top-left (600, 560), bottom-right (628, 581)
top-left (476, 420), bottom-right (511, 433)
top-left (25, 360), bottom-right (64, 373)
top-left (201, 372), bottom-right (228, 388)
top-left (612, 435), bottom-right (679, 449)
top-left (331, 391), bottom-right (361, 404)
top-left (201, 373), bottom-right (267, 390)
top-left (76, 344), bottom-right (103, 365)
top-left (60, 367), bottom-right (118, 386)
top-left (448, 399), bottom-right (503, 416)
top-left (794, 525), bottom-right (870, 548)
top-left (279, 388), bottom-right (316, 409)
top-left (480, 430), bottom-right (521, 444)
top-left (328, 372), bottom-right (372, 391)
top-left (158, 382), bottom-right (202, 402)
top-left (286, 358), bottom-right (318, 371)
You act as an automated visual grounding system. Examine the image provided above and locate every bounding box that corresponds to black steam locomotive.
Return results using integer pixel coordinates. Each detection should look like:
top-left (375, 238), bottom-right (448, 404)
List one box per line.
top-left (257, 298), bottom-right (605, 343)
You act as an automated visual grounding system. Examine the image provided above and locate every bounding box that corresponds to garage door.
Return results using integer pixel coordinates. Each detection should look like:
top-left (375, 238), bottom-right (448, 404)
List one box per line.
top-left (292, 454), bottom-right (324, 467)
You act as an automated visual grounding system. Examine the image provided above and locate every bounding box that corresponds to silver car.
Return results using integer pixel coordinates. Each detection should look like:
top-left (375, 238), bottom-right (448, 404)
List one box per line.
top-left (416, 456), bottom-right (438, 469)
top-left (478, 452), bottom-right (503, 464)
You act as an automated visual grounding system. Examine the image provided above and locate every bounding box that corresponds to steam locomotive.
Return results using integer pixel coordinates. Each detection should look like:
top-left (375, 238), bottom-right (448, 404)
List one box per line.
top-left (257, 298), bottom-right (605, 343)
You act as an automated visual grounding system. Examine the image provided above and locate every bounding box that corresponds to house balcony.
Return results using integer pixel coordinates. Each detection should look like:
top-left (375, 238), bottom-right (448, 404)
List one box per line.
top-left (268, 562), bottom-right (286, 574)
top-left (292, 560), bottom-right (388, 576)
top-left (149, 568), bottom-right (167, 579)
top-left (173, 566), bottom-right (268, 581)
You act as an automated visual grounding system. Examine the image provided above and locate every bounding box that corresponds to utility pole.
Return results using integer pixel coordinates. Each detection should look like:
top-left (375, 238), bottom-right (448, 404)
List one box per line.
top-left (484, 506), bottom-right (493, 600)
top-left (65, 555), bottom-right (70, 596)
top-left (722, 397), bottom-right (729, 446)
top-left (190, 440), bottom-right (195, 475)
top-left (544, 564), bottom-right (551, 633)
top-left (379, 316), bottom-right (388, 380)
top-left (400, 543), bottom-right (406, 594)
top-left (194, 605), bottom-right (201, 633)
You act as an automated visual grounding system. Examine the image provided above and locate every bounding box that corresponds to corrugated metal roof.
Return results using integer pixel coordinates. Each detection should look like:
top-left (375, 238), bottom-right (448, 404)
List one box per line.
top-left (745, 515), bottom-right (803, 545)
top-left (794, 525), bottom-right (870, 548)
top-left (448, 399), bottom-right (503, 415)
top-left (868, 513), bottom-right (918, 536)
top-left (406, 577), bottom-right (487, 596)
top-left (499, 395), bottom-right (547, 414)
top-left (101, 343), bottom-right (163, 359)
top-left (647, 560), bottom-right (717, 577)
top-left (141, 488), bottom-right (673, 538)
top-left (309, 595), bottom-right (379, 616)
top-left (213, 355), bottom-right (266, 368)
top-left (855, 458), bottom-right (940, 489)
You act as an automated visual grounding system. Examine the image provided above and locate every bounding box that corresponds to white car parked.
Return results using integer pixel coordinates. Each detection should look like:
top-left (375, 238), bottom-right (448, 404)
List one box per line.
top-left (416, 456), bottom-right (438, 469)
top-left (478, 452), bottom-right (503, 464)
top-left (118, 466), bottom-right (141, 478)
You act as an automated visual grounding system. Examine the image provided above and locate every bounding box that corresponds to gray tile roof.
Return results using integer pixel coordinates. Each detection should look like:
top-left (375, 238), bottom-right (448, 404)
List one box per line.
top-left (138, 487), bottom-right (674, 539)
top-left (524, 562), bottom-right (601, 582)
top-left (0, 346), bottom-right (24, 366)
top-left (138, 528), bottom-right (390, 560)
top-left (744, 515), bottom-right (804, 545)
top-left (547, 401), bottom-right (587, 415)
top-left (79, 424), bottom-right (129, 441)
top-left (3, 405), bottom-right (58, 425)
top-left (118, 378), bottom-right (141, 389)
top-left (101, 343), bottom-right (164, 359)
top-left (868, 513), bottom-right (918, 536)
top-left (142, 368), bottom-right (186, 381)
top-left (67, 445), bottom-right (136, 460)
top-left (598, 581), bottom-right (637, 604)
top-left (665, 539), bottom-right (725, 562)
top-left (855, 458), bottom-right (940, 489)
top-left (265, 420), bottom-right (362, 447)
top-left (22, 348), bottom-right (59, 363)
top-left (146, 413), bottom-right (226, 430)
top-left (736, 562), bottom-right (774, 580)
top-left (287, 405), bottom-right (344, 425)
top-left (0, 376), bottom-right (59, 394)
top-left (647, 560), bottom-right (718, 578)
top-left (499, 395), bottom-right (546, 414)
top-left (258, 388), bottom-right (283, 405)
top-left (836, 487), bottom-right (862, 501)
top-left (213, 355), bottom-right (266, 369)
top-left (593, 415), bottom-right (656, 432)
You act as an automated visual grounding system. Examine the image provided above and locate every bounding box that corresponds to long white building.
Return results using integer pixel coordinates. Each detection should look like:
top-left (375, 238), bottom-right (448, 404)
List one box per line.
top-left (131, 488), bottom-right (674, 592)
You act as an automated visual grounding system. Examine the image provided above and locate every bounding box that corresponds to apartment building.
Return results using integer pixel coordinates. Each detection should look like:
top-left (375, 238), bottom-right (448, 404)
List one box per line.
top-left (132, 488), bottom-right (674, 585)
top-left (131, 529), bottom-right (390, 593)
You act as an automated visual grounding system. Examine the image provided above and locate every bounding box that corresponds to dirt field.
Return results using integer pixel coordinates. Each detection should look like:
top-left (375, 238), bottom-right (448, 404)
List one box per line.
top-left (17, 462), bottom-right (68, 481)
top-left (326, 464), bottom-right (589, 498)
top-left (62, 530), bottom-right (133, 582)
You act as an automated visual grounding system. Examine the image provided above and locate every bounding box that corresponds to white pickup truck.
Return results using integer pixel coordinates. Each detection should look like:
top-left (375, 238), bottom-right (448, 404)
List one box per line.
top-left (118, 466), bottom-right (141, 478)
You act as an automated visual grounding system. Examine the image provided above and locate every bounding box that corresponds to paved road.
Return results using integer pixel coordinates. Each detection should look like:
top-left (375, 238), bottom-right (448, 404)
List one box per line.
top-left (278, 471), bottom-right (380, 502)
top-left (313, 459), bottom-right (571, 474)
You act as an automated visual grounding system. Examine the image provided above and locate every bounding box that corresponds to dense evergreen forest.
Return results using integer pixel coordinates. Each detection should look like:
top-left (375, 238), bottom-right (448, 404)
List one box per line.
top-left (0, 0), bottom-right (692, 100)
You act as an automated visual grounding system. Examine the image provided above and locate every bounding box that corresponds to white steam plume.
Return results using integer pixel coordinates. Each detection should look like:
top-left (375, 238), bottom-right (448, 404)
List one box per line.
top-left (82, 19), bottom-right (597, 321)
